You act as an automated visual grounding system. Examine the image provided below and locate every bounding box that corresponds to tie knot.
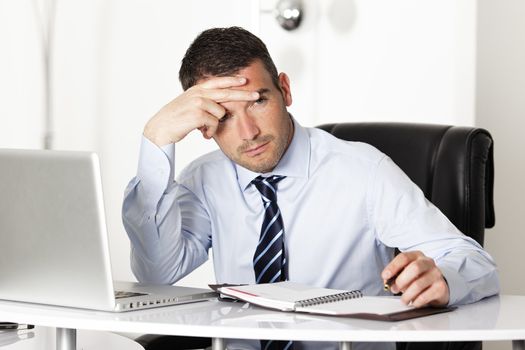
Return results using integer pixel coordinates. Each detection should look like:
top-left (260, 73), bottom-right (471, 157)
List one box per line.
top-left (252, 175), bottom-right (286, 202)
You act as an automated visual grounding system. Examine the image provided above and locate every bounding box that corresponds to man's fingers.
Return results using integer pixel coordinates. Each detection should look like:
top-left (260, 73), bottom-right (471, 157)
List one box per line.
top-left (196, 113), bottom-right (222, 140)
top-left (399, 267), bottom-right (439, 304)
top-left (207, 89), bottom-right (260, 103)
top-left (403, 273), bottom-right (449, 307)
top-left (382, 251), bottom-right (423, 281)
top-left (189, 97), bottom-right (226, 119)
top-left (203, 122), bottom-right (219, 139)
top-left (199, 76), bottom-right (247, 89)
top-left (391, 256), bottom-right (435, 293)
top-left (195, 76), bottom-right (259, 102)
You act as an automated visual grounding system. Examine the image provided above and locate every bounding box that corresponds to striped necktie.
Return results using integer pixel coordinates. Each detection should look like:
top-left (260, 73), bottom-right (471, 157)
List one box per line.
top-left (252, 175), bottom-right (288, 284)
top-left (252, 175), bottom-right (293, 350)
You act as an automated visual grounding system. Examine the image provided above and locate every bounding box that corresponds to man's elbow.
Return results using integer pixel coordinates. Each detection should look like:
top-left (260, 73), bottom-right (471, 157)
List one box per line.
top-left (130, 256), bottom-right (178, 285)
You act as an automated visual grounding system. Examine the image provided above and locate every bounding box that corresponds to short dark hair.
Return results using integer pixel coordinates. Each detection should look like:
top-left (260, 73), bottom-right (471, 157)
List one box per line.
top-left (179, 27), bottom-right (280, 91)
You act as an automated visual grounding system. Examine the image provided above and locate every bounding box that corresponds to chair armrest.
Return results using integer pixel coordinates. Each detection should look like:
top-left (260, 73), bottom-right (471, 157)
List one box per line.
top-left (135, 334), bottom-right (211, 350)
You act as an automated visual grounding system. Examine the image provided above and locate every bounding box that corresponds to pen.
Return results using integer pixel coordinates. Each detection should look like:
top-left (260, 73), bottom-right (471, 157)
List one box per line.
top-left (383, 275), bottom-right (398, 292)
top-left (0, 322), bottom-right (34, 330)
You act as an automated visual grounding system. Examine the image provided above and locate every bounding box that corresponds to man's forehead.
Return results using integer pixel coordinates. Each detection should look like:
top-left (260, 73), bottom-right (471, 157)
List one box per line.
top-left (197, 61), bottom-right (275, 90)
top-left (236, 61), bottom-right (273, 82)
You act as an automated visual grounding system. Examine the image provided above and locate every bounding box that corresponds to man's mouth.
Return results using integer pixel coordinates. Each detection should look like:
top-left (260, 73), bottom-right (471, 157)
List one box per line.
top-left (243, 141), bottom-right (270, 157)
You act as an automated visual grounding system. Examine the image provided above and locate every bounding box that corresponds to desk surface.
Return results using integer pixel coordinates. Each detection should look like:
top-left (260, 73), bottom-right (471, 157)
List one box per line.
top-left (0, 327), bottom-right (144, 349)
top-left (0, 295), bottom-right (523, 343)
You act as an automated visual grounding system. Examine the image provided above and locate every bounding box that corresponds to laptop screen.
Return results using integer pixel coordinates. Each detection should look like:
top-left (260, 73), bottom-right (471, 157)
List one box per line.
top-left (0, 149), bottom-right (116, 310)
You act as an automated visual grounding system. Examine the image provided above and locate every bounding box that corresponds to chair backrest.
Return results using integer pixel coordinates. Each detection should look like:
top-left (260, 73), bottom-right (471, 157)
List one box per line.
top-left (317, 122), bottom-right (495, 246)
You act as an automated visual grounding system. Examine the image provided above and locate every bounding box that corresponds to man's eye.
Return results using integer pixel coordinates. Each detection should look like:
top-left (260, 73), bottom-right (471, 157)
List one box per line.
top-left (219, 114), bottom-right (231, 123)
top-left (254, 97), bottom-right (267, 105)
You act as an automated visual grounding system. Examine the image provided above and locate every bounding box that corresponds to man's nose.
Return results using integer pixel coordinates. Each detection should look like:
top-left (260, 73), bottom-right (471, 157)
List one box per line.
top-left (237, 114), bottom-right (260, 140)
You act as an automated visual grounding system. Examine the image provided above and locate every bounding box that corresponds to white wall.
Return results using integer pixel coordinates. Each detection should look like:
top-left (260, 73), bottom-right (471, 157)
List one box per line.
top-left (477, 0), bottom-right (525, 295)
top-left (0, 0), bottom-right (46, 149)
top-left (312, 0), bottom-right (476, 126)
top-left (476, 1), bottom-right (525, 349)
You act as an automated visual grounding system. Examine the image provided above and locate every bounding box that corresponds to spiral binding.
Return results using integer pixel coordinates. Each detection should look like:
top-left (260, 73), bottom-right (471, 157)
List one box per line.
top-left (295, 290), bottom-right (363, 308)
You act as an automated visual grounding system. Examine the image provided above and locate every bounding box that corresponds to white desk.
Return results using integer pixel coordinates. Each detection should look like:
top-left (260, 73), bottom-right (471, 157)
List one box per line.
top-left (0, 327), bottom-right (144, 349)
top-left (1, 295), bottom-right (524, 350)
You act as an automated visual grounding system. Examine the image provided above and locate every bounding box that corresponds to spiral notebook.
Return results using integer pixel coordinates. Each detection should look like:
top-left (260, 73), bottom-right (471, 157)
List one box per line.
top-left (214, 281), bottom-right (455, 321)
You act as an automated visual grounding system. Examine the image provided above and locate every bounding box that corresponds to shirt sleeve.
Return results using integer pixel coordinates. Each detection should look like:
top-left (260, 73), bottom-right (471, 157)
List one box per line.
top-left (122, 136), bottom-right (210, 284)
top-left (368, 156), bottom-right (500, 305)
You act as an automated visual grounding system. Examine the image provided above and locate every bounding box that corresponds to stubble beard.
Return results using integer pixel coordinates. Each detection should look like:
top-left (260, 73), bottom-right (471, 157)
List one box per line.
top-left (234, 134), bottom-right (278, 173)
top-left (233, 130), bottom-right (290, 173)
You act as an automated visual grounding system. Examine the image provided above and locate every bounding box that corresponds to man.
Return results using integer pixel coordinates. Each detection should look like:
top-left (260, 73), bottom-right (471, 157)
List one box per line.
top-left (123, 27), bottom-right (499, 350)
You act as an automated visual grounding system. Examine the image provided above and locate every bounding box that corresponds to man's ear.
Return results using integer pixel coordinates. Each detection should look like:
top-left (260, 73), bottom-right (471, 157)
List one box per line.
top-left (278, 72), bottom-right (292, 107)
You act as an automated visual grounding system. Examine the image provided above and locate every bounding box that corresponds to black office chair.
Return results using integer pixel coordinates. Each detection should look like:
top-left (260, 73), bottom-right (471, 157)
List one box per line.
top-left (137, 122), bottom-right (495, 350)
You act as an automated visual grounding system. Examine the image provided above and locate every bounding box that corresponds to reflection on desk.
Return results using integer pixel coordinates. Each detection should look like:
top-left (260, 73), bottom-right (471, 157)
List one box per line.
top-left (0, 330), bottom-right (34, 347)
top-left (0, 327), bottom-right (145, 350)
top-left (1, 295), bottom-right (525, 346)
top-left (114, 296), bottom-right (502, 338)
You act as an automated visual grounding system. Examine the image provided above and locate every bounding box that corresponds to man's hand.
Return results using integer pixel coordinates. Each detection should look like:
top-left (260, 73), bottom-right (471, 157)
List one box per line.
top-left (381, 251), bottom-right (449, 307)
top-left (143, 77), bottom-right (260, 146)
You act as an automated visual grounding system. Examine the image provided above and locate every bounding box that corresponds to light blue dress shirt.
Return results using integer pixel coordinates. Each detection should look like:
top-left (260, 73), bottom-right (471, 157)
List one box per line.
top-left (123, 120), bottom-right (499, 350)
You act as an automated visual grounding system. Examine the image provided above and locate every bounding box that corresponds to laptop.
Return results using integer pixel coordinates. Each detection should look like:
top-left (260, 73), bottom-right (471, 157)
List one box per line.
top-left (0, 148), bottom-right (217, 312)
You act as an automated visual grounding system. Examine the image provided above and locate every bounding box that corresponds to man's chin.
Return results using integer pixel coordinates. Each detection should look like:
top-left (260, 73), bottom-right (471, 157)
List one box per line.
top-left (237, 157), bottom-right (278, 174)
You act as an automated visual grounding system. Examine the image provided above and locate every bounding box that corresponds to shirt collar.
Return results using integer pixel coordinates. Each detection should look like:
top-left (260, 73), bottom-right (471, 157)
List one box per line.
top-left (235, 117), bottom-right (310, 191)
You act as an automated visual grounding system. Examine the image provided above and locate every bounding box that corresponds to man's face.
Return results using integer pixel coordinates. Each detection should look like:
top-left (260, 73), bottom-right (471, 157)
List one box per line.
top-left (212, 60), bottom-right (293, 173)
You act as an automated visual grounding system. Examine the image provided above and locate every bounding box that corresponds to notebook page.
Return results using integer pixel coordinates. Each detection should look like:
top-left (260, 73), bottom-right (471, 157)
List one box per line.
top-left (219, 282), bottom-right (349, 311)
top-left (296, 296), bottom-right (414, 316)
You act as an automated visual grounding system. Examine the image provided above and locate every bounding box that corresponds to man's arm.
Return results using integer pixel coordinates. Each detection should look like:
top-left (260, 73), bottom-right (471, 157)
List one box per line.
top-left (371, 156), bottom-right (499, 307)
top-left (122, 77), bottom-right (259, 284)
top-left (122, 138), bottom-right (211, 284)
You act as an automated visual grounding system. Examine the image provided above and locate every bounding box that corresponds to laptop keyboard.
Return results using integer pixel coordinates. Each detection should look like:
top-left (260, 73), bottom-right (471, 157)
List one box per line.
top-left (114, 290), bottom-right (148, 299)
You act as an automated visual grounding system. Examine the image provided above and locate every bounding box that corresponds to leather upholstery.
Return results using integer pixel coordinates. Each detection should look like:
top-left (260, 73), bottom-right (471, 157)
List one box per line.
top-left (317, 122), bottom-right (495, 246)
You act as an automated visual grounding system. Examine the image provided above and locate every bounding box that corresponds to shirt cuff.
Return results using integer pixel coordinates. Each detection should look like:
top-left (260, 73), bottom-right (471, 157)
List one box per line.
top-left (438, 263), bottom-right (469, 306)
top-left (136, 136), bottom-right (175, 209)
